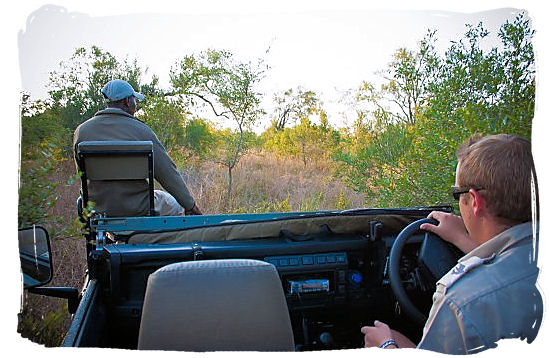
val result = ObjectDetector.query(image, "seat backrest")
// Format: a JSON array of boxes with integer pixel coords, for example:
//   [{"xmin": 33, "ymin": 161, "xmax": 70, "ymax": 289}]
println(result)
[
  {"xmin": 137, "ymin": 259, "xmax": 295, "ymax": 351},
  {"xmin": 76, "ymin": 140, "xmax": 155, "ymax": 216}
]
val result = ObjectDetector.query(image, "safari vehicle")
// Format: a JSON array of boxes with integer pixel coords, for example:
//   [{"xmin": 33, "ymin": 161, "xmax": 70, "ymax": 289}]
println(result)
[{"xmin": 18, "ymin": 141, "xmax": 462, "ymax": 351}]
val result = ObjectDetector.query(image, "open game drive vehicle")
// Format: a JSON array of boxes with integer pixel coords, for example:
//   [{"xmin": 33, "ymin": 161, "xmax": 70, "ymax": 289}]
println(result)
[
  {"xmin": 18, "ymin": 141, "xmax": 462, "ymax": 351},
  {"xmin": 19, "ymin": 207, "xmax": 464, "ymax": 351}
]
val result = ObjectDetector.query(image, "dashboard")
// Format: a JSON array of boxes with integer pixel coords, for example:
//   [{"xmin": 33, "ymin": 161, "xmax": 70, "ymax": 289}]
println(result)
[{"xmin": 97, "ymin": 230, "xmax": 427, "ymax": 350}]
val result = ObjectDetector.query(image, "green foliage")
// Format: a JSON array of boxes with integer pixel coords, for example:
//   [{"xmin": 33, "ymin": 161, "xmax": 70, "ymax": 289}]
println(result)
[
  {"xmin": 356, "ymin": 31, "xmax": 439, "ymax": 126},
  {"xmin": 336, "ymin": 191, "xmax": 351, "ymax": 210},
  {"xmin": 263, "ymin": 87, "xmax": 342, "ymax": 166},
  {"xmin": 18, "ymin": 304, "xmax": 69, "ymax": 347},
  {"xmin": 19, "ymin": 15, "xmax": 535, "ymax": 216},
  {"xmin": 271, "ymin": 87, "xmax": 320, "ymax": 130},
  {"xmin": 336, "ymin": 13, "xmax": 535, "ymax": 208},
  {"xmin": 47, "ymin": 46, "xmax": 148, "ymax": 137},
  {"xmin": 20, "ymin": 93, "xmax": 71, "ymax": 151},
  {"xmin": 19, "ymin": 92, "xmax": 68, "ymax": 227},
  {"xmin": 263, "ymin": 115, "xmax": 341, "ymax": 166},
  {"xmin": 182, "ymin": 118, "xmax": 217, "ymax": 159},
  {"xmin": 139, "ymin": 96, "xmax": 188, "ymax": 152},
  {"xmin": 170, "ymin": 49, "xmax": 266, "ymax": 131},
  {"xmin": 18, "ymin": 143, "xmax": 63, "ymax": 227}
]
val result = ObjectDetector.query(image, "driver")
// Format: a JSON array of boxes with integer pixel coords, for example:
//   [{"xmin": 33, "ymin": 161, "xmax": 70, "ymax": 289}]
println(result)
[{"xmin": 361, "ymin": 134, "xmax": 542, "ymax": 354}]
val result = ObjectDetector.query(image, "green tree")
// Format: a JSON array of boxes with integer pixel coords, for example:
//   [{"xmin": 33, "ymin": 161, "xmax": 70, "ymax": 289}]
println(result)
[
  {"xmin": 46, "ymin": 46, "xmax": 148, "ymax": 150},
  {"xmin": 356, "ymin": 31, "xmax": 439, "ymax": 126},
  {"xmin": 264, "ymin": 113, "xmax": 341, "ymax": 167},
  {"xmin": 263, "ymin": 88, "xmax": 341, "ymax": 166},
  {"xmin": 19, "ymin": 93, "xmax": 67, "ymax": 227},
  {"xmin": 336, "ymin": 13, "xmax": 535, "ymax": 208},
  {"xmin": 182, "ymin": 118, "xmax": 217, "ymax": 160},
  {"xmin": 139, "ymin": 95, "xmax": 188, "ymax": 152},
  {"xmin": 271, "ymin": 87, "xmax": 320, "ymax": 131},
  {"xmin": 403, "ymin": 14, "xmax": 535, "ymax": 206},
  {"xmin": 169, "ymin": 49, "xmax": 266, "ymax": 208}
]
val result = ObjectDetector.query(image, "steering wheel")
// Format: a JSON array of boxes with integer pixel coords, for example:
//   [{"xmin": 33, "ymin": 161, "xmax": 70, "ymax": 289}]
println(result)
[{"xmin": 388, "ymin": 218, "xmax": 462, "ymax": 327}]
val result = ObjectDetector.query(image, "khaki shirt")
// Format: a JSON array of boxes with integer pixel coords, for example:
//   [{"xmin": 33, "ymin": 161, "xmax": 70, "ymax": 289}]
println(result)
[
  {"xmin": 73, "ymin": 108, "xmax": 195, "ymax": 216},
  {"xmin": 417, "ymin": 222, "xmax": 542, "ymax": 354}
]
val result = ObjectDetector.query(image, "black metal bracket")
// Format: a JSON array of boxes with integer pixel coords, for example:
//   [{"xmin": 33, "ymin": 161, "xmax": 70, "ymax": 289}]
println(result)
[
  {"xmin": 369, "ymin": 221, "xmax": 383, "ymax": 242},
  {"xmin": 28, "ymin": 286, "xmax": 80, "ymax": 314},
  {"xmin": 192, "ymin": 243, "xmax": 204, "ymax": 260}
]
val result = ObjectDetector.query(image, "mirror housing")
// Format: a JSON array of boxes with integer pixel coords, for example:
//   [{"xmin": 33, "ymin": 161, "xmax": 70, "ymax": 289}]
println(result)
[{"xmin": 19, "ymin": 225, "xmax": 53, "ymax": 289}]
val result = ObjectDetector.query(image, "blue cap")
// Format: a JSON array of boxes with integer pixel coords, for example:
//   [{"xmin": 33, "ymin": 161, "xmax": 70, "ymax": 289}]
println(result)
[{"xmin": 101, "ymin": 79, "xmax": 145, "ymax": 102}]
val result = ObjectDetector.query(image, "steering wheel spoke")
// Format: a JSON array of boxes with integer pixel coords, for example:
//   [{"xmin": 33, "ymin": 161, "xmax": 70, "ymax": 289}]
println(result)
[{"xmin": 388, "ymin": 218, "xmax": 461, "ymax": 327}]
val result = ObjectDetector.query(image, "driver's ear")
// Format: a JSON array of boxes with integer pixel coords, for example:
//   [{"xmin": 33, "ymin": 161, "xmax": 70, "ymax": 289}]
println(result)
[{"xmin": 469, "ymin": 188, "xmax": 486, "ymax": 217}]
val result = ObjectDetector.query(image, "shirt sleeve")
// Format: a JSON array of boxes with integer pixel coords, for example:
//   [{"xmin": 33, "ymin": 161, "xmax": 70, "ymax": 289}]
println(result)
[
  {"xmin": 148, "ymin": 130, "xmax": 195, "ymax": 210},
  {"xmin": 417, "ymin": 297, "xmax": 487, "ymax": 354}
]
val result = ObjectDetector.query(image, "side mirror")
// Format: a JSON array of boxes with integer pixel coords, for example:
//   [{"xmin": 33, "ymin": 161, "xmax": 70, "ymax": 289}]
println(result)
[{"xmin": 19, "ymin": 225, "xmax": 53, "ymax": 289}]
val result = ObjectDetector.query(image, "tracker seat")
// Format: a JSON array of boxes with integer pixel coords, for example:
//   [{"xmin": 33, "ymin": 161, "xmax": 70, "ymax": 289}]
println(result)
[{"xmin": 75, "ymin": 140, "xmax": 156, "ymax": 218}]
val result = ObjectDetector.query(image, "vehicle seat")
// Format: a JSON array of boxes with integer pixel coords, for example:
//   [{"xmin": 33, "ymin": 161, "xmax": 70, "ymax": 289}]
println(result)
[
  {"xmin": 137, "ymin": 259, "xmax": 295, "ymax": 351},
  {"xmin": 75, "ymin": 140, "xmax": 156, "ymax": 217}
]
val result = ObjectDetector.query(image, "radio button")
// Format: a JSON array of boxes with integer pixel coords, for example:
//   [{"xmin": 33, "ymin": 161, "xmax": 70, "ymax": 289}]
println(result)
[{"xmin": 279, "ymin": 258, "xmax": 289, "ymax": 266}]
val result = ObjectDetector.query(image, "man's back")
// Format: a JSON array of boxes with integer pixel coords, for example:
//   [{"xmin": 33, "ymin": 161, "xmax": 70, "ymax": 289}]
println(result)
[
  {"xmin": 75, "ymin": 108, "xmax": 153, "ymax": 142},
  {"xmin": 74, "ymin": 107, "xmax": 194, "ymax": 216}
]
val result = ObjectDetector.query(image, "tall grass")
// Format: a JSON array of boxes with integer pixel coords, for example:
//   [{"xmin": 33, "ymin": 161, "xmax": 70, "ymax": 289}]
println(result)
[{"xmin": 184, "ymin": 150, "xmax": 365, "ymax": 213}]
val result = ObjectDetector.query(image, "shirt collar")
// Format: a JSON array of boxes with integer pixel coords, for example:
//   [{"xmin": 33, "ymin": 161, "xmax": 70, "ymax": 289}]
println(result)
[
  {"xmin": 95, "ymin": 107, "xmax": 135, "ymax": 118},
  {"xmin": 459, "ymin": 221, "xmax": 535, "ymax": 262}
]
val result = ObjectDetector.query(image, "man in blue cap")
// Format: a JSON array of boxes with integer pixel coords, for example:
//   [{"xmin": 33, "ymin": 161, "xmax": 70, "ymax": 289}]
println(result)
[{"xmin": 73, "ymin": 79, "xmax": 202, "ymax": 217}]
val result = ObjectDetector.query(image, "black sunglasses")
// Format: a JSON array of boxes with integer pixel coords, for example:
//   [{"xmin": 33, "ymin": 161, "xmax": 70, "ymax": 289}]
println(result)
[{"xmin": 450, "ymin": 185, "xmax": 484, "ymax": 201}]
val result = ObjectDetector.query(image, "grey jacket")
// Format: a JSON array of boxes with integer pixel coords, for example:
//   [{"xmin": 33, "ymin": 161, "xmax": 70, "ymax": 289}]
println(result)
[
  {"xmin": 417, "ymin": 222, "xmax": 542, "ymax": 354},
  {"xmin": 73, "ymin": 108, "xmax": 195, "ymax": 216}
]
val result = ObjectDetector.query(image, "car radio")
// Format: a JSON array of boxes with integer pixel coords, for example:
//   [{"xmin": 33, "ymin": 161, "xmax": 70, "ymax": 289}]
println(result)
[
  {"xmin": 264, "ymin": 252, "xmax": 363, "ymax": 309},
  {"xmin": 289, "ymin": 278, "xmax": 330, "ymax": 294}
]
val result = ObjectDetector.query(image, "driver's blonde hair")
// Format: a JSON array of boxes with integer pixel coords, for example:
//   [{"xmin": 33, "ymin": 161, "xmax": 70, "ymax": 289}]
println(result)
[{"xmin": 457, "ymin": 134, "xmax": 534, "ymax": 224}]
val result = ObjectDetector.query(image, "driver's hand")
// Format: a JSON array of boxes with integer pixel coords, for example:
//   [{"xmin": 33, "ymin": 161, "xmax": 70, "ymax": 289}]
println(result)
[
  {"xmin": 361, "ymin": 321, "xmax": 395, "ymax": 348},
  {"xmin": 420, "ymin": 211, "xmax": 477, "ymax": 253}
]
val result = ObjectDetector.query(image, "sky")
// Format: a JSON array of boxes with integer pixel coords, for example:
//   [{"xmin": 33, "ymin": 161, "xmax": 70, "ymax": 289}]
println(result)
[
  {"xmin": 3, "ymin": 1, "xmax": 550, "ymax": 357},
  {"xmin": 17, "ymin": 5, "xmax": 524, "ymax": 130}
]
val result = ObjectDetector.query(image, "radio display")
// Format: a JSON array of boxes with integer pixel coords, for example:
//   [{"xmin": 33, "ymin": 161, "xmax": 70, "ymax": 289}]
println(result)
[{"xmin": 288, "ymin": 278, "xmax": 330, "ymax": 294}]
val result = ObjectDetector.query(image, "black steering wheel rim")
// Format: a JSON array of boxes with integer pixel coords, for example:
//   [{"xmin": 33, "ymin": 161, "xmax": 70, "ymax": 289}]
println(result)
[{"xmin": 388, "ymin": 218, "xmax": 438, "ymax": 327}]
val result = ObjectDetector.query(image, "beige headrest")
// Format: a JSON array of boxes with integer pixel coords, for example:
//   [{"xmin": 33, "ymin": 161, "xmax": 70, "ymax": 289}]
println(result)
[{"xmin": 138, "ymin": 259, "xmax": 295, "ymax": 351}]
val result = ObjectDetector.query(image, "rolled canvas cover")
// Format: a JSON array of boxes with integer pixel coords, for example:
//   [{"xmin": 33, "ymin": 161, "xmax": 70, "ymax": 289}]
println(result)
[{"xmin": 127, "ymin": 212, "xmax": 426, "ymax": 244}]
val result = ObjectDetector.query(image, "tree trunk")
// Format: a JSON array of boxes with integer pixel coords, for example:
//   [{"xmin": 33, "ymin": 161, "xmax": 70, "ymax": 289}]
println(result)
[
  {"xmin": 226, "ymin": 165, "xmax": 233, "ymax": 211},
  {"xmin": 225, "ymin": 123, "xmax": 243, "ymax": 211}
]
